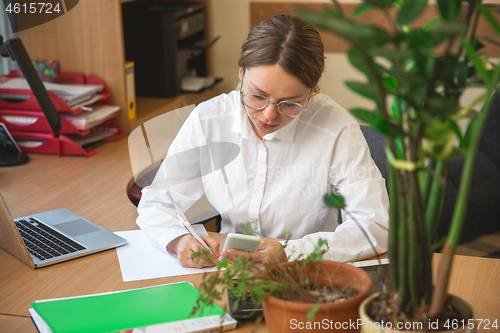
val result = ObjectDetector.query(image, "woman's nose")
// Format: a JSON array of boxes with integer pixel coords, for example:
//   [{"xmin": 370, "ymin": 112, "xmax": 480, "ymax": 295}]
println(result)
[{"xmin": 263, "ymin": 103, "xmax": 279, "ymax": 120}]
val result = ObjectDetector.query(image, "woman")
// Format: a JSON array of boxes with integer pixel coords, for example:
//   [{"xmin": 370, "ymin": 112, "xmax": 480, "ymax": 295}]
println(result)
[{"xmin": 136, "ymin": 14, "xmax": 389, "ymax": 268}]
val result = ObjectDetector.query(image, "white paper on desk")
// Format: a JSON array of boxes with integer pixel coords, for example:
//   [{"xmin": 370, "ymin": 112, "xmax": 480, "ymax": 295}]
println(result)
[{"xmin": 115, "ymin": 227, "xmax": 220, "ymax": 282}]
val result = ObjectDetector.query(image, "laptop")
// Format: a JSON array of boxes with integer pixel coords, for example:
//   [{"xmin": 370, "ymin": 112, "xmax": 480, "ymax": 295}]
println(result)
[{"xmin": 0, "ymin": 193, "xmax": 127, "ymax": 268}]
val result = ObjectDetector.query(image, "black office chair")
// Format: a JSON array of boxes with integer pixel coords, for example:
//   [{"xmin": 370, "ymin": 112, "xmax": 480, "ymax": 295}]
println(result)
[{"xmin": 127, "ymin": 159, "xmax": 222, "ymax": 232}]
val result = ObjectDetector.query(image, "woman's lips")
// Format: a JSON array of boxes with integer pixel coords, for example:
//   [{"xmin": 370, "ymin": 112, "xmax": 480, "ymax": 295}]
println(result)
[{"xmin": 257, "ymin": 119, "xmax": 278, "ymax": 129}]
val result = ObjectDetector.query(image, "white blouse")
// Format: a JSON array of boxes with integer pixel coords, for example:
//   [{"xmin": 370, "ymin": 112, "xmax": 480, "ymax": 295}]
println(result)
[{"xmin": 136, "ymin": 91, "xmax": 389, "ymax": 262}]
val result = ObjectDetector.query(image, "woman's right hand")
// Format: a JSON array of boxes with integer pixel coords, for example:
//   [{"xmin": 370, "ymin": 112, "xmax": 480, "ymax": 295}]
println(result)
[{"xmin": 168, "ymin": 234, "xmax": 220, "ymax": 268}]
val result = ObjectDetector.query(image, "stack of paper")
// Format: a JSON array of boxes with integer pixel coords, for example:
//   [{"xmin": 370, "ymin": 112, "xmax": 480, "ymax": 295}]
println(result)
[
  {"xmin": 0, "ymin": 78, "xmax": 103, "ymax": 107},
  {"xmin": 62, "ymin": 104, "xmax": 120, "ymax": 130}
]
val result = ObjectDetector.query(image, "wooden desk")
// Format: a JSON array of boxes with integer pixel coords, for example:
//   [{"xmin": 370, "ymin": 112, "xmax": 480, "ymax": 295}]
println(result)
[{"xmin": 1, "ymin": 139, "xmax": 499, "ymax": 333}]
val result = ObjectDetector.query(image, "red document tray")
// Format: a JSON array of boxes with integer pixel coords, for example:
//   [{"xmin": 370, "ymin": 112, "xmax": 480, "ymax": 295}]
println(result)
[
  {"xmin": 11, "ymin": 131, "xmax": 98, "ymax": 157},
  {"xmin": 0, "ymin": 110, "xmax": 90, "ymax": 136},
  {"xmin": 0, "ymin": 101, "xmax": 119, "ymax": 136},
  {"xmin": 10, "ymin": 119, "xmax": 124, "ymax": 157},
  {"xmin": 0, "ymin": 71, "xmax": 111, "ymax": 114}
]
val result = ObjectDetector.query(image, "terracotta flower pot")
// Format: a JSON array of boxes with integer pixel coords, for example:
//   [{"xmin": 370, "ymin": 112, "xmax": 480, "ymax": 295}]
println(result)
[
  {"xmin": 359, "ymin": 292, "xmax": 477, "ymax": 333},
  {"xmin": 261, "ymin": 260, "xmax": 374, "ymax": 333}
]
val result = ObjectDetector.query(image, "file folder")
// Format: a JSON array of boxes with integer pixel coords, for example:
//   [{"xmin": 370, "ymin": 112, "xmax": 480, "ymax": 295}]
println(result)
[{"xmin": 30, "ymin": 282, "xmax": 237, "ymax": 333}]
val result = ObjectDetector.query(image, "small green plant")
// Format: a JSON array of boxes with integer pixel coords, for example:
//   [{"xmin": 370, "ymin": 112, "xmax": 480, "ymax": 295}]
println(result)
[
  {"xmin": 191, "ymin": 233, "xmax": 366, "ymax": 327},
  {"xmin": 299, "ymin": 0, "xmax": 500, "ymax": 323}
]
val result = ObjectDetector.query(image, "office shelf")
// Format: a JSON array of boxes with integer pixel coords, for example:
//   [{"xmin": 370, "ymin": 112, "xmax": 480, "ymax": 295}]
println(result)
[{"xmin": 18, "ymin": 0, "xmax": 215, "ymax": 134}]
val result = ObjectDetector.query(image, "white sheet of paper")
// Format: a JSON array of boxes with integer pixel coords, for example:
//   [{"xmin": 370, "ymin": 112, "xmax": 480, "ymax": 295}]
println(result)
[{"xmin": 115, "ymin": 227, "xmax": 220, "ymax": 282}]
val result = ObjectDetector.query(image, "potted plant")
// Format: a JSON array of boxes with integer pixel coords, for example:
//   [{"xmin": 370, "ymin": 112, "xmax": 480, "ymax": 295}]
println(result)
[
  {"xmin": 298, "ymin": 0, "xmax": 500, "ymax": 331},
  {"xmin": 192, "ymin": 238, "xmax": 375, "ymax": 333}
]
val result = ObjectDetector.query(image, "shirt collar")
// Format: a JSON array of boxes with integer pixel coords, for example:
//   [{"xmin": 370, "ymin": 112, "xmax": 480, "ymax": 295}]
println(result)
[
  {"xmin": 231, "ymin": 92, "xmax": 301, "ymax": 142},
  {"xmin": 274, "ymin": 114, "xmax": 300, "ymax": 142},
  {"xmin": 231, "ymin": 97, "xmax": 256, "ymax": 140}
]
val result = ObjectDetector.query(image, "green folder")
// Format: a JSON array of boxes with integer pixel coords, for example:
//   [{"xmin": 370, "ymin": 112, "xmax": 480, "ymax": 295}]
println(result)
[{"xmin": 30, "ymin": 282, "xmax": 225, "ymax": 333}]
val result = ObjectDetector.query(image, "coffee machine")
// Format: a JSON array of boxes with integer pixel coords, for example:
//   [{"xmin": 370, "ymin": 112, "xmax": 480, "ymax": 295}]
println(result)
[{"xmin": 122, "ymin": 1, "xmax": 209, "ymax": 98}]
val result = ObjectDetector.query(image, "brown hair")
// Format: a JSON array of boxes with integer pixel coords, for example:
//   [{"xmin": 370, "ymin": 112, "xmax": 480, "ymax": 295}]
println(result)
[{"xmin": 238, "ymin": 14, "xmax": 324, "ymax": 93}]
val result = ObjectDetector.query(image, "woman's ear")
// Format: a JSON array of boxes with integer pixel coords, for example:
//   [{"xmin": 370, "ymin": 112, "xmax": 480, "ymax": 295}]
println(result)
[{"xmin": 238, "ymin": 67, "xmax": 245, "ymax": 81}]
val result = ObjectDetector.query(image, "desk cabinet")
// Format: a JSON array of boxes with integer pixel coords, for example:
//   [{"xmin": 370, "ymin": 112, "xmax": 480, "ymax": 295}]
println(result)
[{"xmin": 18, "ymin": 0, "xmax": 214, "ymax": 134}]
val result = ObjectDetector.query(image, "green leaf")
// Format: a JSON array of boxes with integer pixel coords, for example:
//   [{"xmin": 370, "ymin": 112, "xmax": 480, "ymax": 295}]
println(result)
[
  {"xmin": 394, "ymin": 136, "xmax": 404, "ymax": 159},
  {"xmin": 428, "ymin": 21, "xmax": 463, "ymax": 46},
  {"xmin": 390, "ymin": 97, "xmax": 407, "ymax": 120},
  {"xmin": 352, "ymin": 3, "xmax": 374, "ymax": 18},
  {"xmin": 368, "ymin": 47, "xmax": 414, "ymax": 63},
  {"xmin": 307, "ymin": 304, "xmax": 320, "ymax": 322},
  {"xmin": 426, "ymin": 136, "xmax": 454, "ymax": 159},
  {"xmin": 406, "ymin": 29, "xmax": 433, "ymax": 54},
  {"xmin": 403, "ymin": 29, "xmax": 435, "ymax": 77},
  {"xmin": 446, "ymin": 148, "xmax": 466, "ymax": 160},
  {"xmin": 436, "ymin": 55, "xmax": 459, "ymax": 82},
  {"xmin": 460, "ymin": 37, "xmax": 490, "ymax": 86},
  {"xmin": 298, "ymin": 8, "xmax": 392, "ymax": 43},
  {"xmin": 298, "ymin": 8, "xmax": 370, "ymax": 40},
  {"xmin": 437, "ymin": 0, "xmax": 462, "ymax": 22},
  {"xmin": 324, "ymin": 192, "xmax": 346, "ymax": 209},
  {"xmin": 382, "ymin": 76, "xmax": 398, "ymax": 91},
  {"xmin": 477, "ymin": 3, "xmax": 500, "ymax": 36},
  {"xmin": 388, "ymin": 68, "xmax": 427, "ymax": 95},
  {"xmin": 397, "ymin": 0, "xmax": 428, "ymax": 25},
  {"xmin": 427, "ymin": 96, "xmax": 459, "ymax": 117},
  {"xmin": 422, "ymin": 117, "xmax": 453, "ymax": 141},
  {"xmin": 447, "ymin": 119, "xmax": 464, "ymax": 146},
  {"xmin": 348, "ymin": 48, "xmax": 388, "ymax": 78},
  {"xmin": 462, "ymin": 113, "xmax": 479, "ymax": 149},
  {"xmin": 454, "ymin": 61, "xmax": 468, "ymax": 87},
  {"xmin": 347, "ymin": 48, "xmax": 371, "ymax": 76},
  {"xmin": 345, "ymin": 81, "xmax": 380, "ymax": 102},
  {"xmin": 349, "ymin": 108, "xmax": 405, "ymax": 137},
  {"xmin": 365, "ymin": 0, "xmax": 395, "ymax": 9},
  {"xmin": 424, "ymin": 17, "xmax": 442, "ymax": 32}
]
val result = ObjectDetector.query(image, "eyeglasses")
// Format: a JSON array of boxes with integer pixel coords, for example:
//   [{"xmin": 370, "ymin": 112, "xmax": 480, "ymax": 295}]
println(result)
[{"xmin": 240, "ymin": 82, "xmax": 310, "ymax": 118}]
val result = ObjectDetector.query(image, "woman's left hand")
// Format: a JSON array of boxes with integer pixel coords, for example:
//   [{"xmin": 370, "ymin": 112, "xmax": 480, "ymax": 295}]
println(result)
[{"xmin": 220, "ymin": 239, "xmax": 287, "ymax": 267}]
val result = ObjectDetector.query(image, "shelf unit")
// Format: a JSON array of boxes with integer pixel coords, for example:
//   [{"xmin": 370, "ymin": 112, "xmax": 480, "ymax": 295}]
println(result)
[{"xmin": 18, "ymin": 0, "xmax": 215, "ymax": 134}]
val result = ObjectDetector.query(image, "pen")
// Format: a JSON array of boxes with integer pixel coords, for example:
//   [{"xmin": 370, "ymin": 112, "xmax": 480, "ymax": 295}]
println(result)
[{"xmin": 174, "ymin": 204, "xmax": 216, "ymax": 256}]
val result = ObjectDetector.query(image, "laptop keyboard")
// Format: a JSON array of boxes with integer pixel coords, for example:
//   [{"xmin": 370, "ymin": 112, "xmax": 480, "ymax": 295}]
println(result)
[{"xmin": 15, "ymin": 218, "xmax": 86, "ymax": 261}]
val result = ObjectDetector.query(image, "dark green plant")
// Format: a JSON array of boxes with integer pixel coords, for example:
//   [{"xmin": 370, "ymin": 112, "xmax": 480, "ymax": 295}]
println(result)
[{"xmin": 299, "ymin": 0, "xmax": 500, "ymax": 319}]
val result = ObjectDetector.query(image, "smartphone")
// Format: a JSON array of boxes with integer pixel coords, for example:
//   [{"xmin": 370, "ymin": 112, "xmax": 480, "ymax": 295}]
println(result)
[{"xmin": 222, "ymin": 233, "xmax": 261, "ymax": 252}]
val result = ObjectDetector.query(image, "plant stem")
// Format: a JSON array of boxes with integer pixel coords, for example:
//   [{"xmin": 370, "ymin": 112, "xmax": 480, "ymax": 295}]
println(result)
[
  {"xmin": 388, "ymin": 164, "xmax": 400, "ymax": 292},
  {"xmin": 408, "ymin": 201, "xmax": 420, "ymax": 309},
  {"xmin": 421, "ymin": 158, "xmax": 436, "ymax": 207},
  {"xmin": 408, "ymin": 125, "xmax": 434, "ymax": 306},
  {"xmin": 398, "ymin": 174, "xmax": 409, "ymax": 307},
  {"xmin": 425, "ymin": 160, "xmax": 447, "ymax": 239}
]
